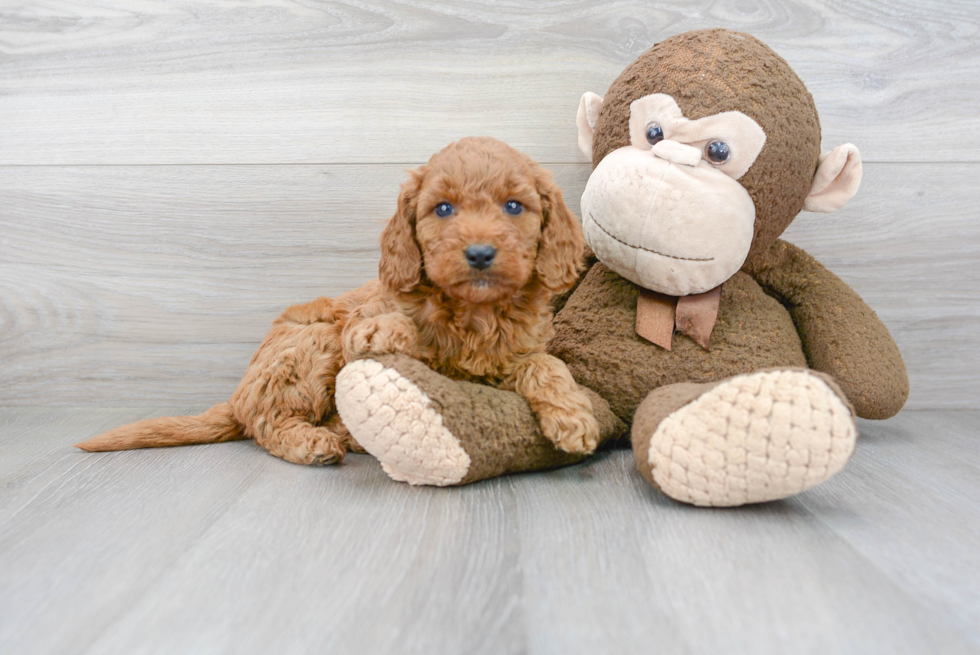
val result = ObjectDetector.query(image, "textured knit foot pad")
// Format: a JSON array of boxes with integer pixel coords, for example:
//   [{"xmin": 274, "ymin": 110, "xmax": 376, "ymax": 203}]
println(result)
[
  {"xmin": 335, "ymin": 359, "xmax": 471, "ymax": 486},
  {"xmin": 648, "ymin": 370, "xmax": 857, "ymax": 507}
]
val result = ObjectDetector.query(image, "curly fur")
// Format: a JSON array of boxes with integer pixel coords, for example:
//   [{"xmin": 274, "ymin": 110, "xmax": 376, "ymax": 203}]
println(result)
[{"xmin": 76, "ymin": 137, "xmax": 600, "ymax": 464}]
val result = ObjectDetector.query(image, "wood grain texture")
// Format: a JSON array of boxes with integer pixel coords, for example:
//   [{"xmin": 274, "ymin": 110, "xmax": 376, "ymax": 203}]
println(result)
[
  {"xmin": 795, "ymin": 411, "xmax": 980, "ymax": 646},
  {"xmin": 1, "ymin": 4, "xmax": 975, "ymax": 653},
  {"xmin": 1, "ymin": 0, "xmax": 978, "ymax": 164},
  {"xmin": 1, "ymin": 163, "xmax": 976, "ymax": 408},
  {"xmin": 0, "ymin": 408, "xmax": 976, "ymax": 654}
]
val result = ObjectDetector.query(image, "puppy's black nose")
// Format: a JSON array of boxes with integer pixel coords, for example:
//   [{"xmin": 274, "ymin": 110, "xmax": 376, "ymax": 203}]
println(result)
[{"xmin": 465, "ymin": 244, "xmax": 497, "ymax": 270}]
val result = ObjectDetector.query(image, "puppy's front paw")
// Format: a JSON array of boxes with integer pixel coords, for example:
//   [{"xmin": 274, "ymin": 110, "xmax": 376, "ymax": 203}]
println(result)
[
  {"xmin": 345, "ymin": 314, "xmax": 420, "ymax": 359},
  {"xmin": 538, "ymin": 398, "xmax": 601, "ymax": 455}
]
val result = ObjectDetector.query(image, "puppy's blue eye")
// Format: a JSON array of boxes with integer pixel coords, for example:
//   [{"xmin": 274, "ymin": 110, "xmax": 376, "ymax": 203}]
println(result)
[
  {"xmin": 646, "ymin": 123, "xmax": 664, "ymax": 146},
  {"xmin": 434, "ymin": 202, "xmax": 454, "ymax": 217},
  {"xmin": 504, "ymin": 200, "xmax": 523, "ymax": 215}
]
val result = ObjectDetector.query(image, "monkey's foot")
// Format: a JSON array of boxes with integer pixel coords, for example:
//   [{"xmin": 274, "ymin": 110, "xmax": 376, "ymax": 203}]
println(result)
[
  {"xmin": 335, "ymin": 355, "xmax": 624, "ymax": 486},
  {"xmin": 335, "ymin": 357, "xmax": 470, "ymax": 485},
  {"xmin": 633, "ymin": 369, "xmax": 857, "ymax": 507}
]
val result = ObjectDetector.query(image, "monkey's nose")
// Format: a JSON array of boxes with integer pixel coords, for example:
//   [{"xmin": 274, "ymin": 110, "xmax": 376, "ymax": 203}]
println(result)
[
  {"xmin": 465, "ymin": 244, "xmax": 497, "ymax": 270},
  {"xmin": 650, "ymin": 140, "xmax": 702, "ymax": 167}
]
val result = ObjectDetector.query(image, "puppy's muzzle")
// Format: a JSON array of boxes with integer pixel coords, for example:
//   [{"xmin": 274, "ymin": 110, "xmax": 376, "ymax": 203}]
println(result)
[{"xmin": 465, "ymin": 244, "xmax": 497, "ymax": 271}]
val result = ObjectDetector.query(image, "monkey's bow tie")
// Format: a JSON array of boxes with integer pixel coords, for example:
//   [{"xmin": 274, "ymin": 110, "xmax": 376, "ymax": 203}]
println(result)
[{"xmin": 635, "ymin": 286, "xmax": 721, "ymax": 351}]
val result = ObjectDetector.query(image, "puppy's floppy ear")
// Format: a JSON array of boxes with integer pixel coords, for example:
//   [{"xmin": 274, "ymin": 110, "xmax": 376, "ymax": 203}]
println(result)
[
  {"xmin": 533, "ymin": 166, "xmax": 585, "ymax": 293},
  {"xmin": 379, "ymin": 167, "xmax": 425, "ymax": 293}
]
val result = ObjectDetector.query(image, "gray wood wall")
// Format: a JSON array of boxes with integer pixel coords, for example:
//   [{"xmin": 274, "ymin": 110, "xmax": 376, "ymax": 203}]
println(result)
[{"xmin": 1, "ymin": 0, "xmax": 977, "ymax": 409}]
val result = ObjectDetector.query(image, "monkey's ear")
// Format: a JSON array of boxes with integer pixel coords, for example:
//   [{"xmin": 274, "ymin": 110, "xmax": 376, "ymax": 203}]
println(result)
[
  {"xmin": 379, "ymin": 168, "xmax": 425, "ymax": 293},
  {"xmin": 804, "ymin": 144, "xmax": 863, "ymax": 213},
  {"xmin": 576, "ymin": 92, "xmax": 604, "ymax": 159}
]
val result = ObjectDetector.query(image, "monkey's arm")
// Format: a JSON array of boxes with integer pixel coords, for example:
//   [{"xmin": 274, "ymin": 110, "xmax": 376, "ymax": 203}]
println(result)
[{"xmin": 744, "ymin": 239, "xmax": 909, "ymax": 419}]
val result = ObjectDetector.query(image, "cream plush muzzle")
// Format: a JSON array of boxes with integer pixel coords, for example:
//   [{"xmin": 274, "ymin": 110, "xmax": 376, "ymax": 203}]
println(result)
[
  {"xmin": 581, "ymin": 144, "xmax": 756, "ymax": 296},
  {"xmin": 579, "ymin": 92, "xmax": 768, "ymax": 297}
]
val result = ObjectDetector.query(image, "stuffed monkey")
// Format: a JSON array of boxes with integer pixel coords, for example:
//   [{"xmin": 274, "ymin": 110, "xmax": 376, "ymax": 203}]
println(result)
[{"xmin": 334, "ymin": 29, "xmax": 909, "ymax": 506}]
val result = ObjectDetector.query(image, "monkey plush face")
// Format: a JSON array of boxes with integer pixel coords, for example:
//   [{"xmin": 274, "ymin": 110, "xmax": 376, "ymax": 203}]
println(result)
[
  {"xmin": 581, "ymin": 93, "xmax": 766, "ymax": 295},
  {"xmin": 577, "ymin": 29, "xmax": 864, "ymax": 298}
]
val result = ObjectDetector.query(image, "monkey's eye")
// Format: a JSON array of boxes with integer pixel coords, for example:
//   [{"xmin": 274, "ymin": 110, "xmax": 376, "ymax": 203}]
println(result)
[
  {"xmin": 645, "ymin": 123, "xmax": 664, "ymax": 146},
  {"xmin": 434, "ymin": 202, "xmax": 454, "ymax": 217},
  {"xmin": 503, "ymin": 200, "xmax": 523, "ymax": 216},
  {"xmin": 705, "ymin": 141, "xmax": 731, "ymax": 165}
]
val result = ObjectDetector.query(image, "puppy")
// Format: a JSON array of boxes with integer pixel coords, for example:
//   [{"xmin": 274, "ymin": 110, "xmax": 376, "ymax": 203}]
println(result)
[{"xmin": 76, "ymin": 137, "xmax": 600, "ymax": 465}]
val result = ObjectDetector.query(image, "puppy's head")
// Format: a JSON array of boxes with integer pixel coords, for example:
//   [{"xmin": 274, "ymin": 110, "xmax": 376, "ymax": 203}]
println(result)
[{"xmin": 379, "ymin": 137, "xmax": 584, "ymax": 304}]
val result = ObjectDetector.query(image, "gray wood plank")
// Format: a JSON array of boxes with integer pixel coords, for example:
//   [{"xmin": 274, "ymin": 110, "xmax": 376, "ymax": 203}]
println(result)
[
  {"xmin": 511, "ymin": 455, "xmax": 977, "ymax": 654},
  {"xmin": 1, "ymin": 0, "xmax": 977, "ymax": 165},
  {"xmin": 0, "ymin": 407, "xmax": 200, "ymax": 480},
  {"xmin": 1, "ymin": 163, "xmax": 977, "ymax": 409},
  {"xmin": 0, "ymin": 414, "xmax": 270, "ymax": 654},
  {"xmin": 84, "ymin": 470, "xmax": 525, "ymax": 655},
  {"xmin": 797, "ymin": 412, "xmax": 980, "ymax": 644},
  {"xmin": 0, "ymin": 409, "xmax": 524, "ymax": 655},
  {"xmin": 0, "ymin": 408, "xmax": 976, "ymax": 654}
]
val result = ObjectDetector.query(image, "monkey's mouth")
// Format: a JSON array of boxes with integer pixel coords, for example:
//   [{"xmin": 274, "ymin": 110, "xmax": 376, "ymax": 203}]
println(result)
[{"xmin": 588, "ymin": 213, "xmax": 714, "ymax": 262}]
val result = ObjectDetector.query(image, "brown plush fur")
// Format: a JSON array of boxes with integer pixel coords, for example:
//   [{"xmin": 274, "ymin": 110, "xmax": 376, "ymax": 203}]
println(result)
[
  {"xmin": 550, "ymin": 261, "xmax": 808, "ymax": 423},
  {"xmin": 76, "ymin": 137, "xmax": 600, "ymax": 464},
  {"xmin": 362, "ymin": 353, "xmax": 628, "ymax": 484},
  {"xmin": 554, "ymin": 28, "xmax": 909, "ymax": 423},
  {"xmin": 591, "ymin": 28, "xmax": 822, "ymax": 264},
  {"xmin": 330, "ymin": 30, "xmax": 909, "ymax": 488}
]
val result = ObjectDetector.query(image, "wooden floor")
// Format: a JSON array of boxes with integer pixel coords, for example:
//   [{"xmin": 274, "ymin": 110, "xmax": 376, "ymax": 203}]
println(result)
[{"xmin": 0, "ymin": 409, "xmax": 977, "ymax": 654}]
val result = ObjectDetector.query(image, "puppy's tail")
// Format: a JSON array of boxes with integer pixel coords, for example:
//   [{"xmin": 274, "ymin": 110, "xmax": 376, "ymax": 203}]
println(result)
[{"xmin": 74, "ymin": 402, "xmax": 246, "ymax": 452}]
